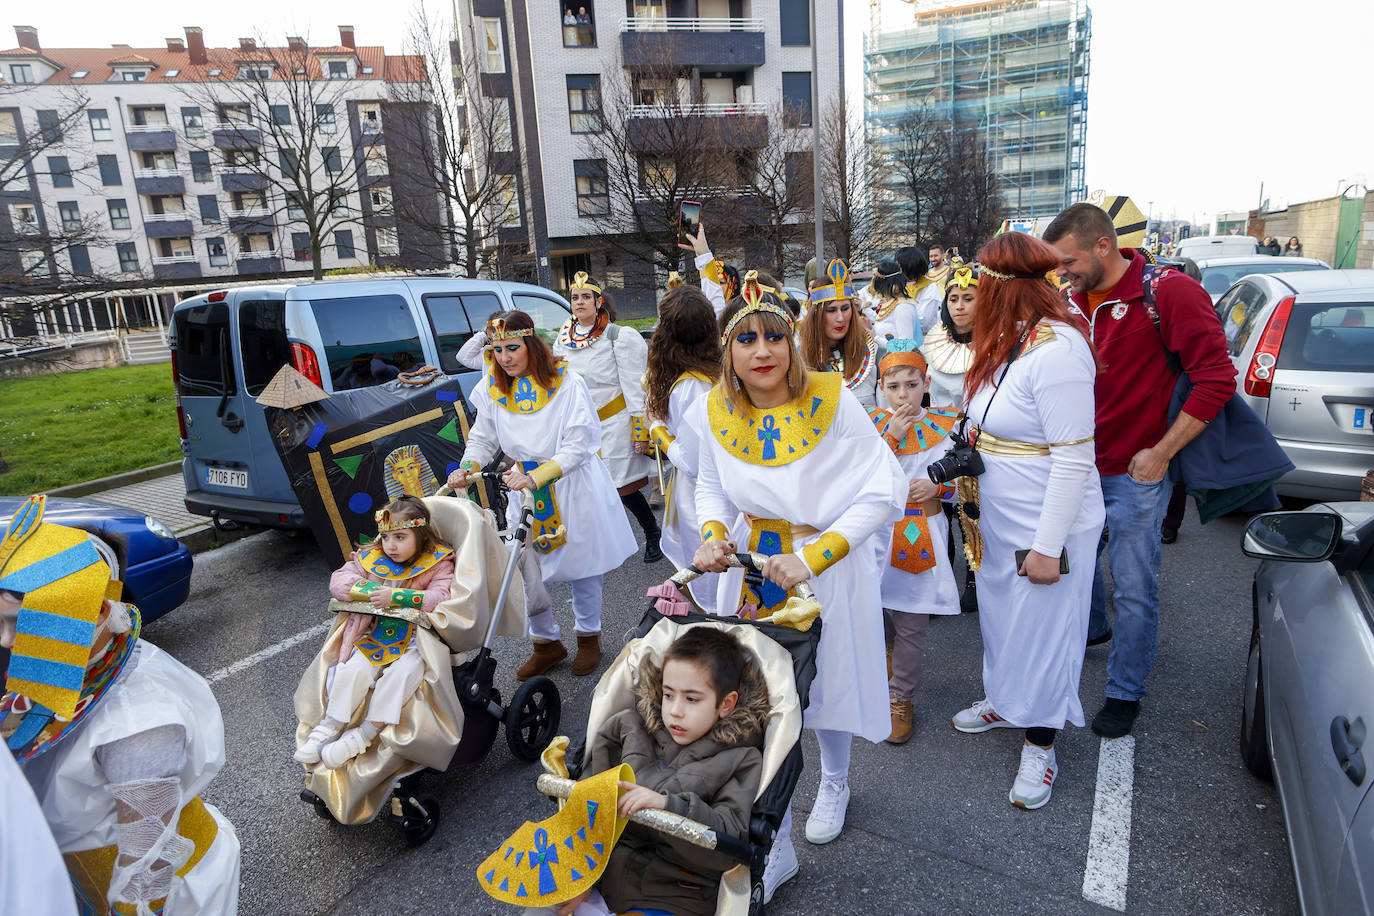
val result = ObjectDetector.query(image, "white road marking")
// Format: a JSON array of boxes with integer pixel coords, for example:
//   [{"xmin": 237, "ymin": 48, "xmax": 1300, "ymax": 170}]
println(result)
[
  {"xmin": 204, "ymin": 622, "xmax": 331, "ymax": 685},
  {"xmin": 1082, "ymin": 735, "xmax": 1136, "ymax": 912}
]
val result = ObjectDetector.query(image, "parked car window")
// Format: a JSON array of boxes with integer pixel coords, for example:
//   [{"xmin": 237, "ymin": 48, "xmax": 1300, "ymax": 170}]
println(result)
[
  {"xmin": 1217, "ymin": 282, "xmax": 1268, "ymax": 357},
  {"xmin": 173, "ymin": 303, "xmax": 235, "ymax": 397},
  {"xmin": 422, "ymin": 293, "xmax": 498, "ymax": 374},
  {"xmin": 1200, "ymin": 260, "xmax": 1327, "ymax": 296},
  {"xmin": 309, "ymin": 295, "xmax": 425, "ymax": 390},
  {"xmin": 1278, "ymin": 302, "xmax": 1374, "ymax": 373},
  {"xmin": 511, "ymin": 293, "xmax": 571, "ymax": 346},
  {"xmin": 238, "ymin": 300, "xmax": 292, "ymax": 396}
]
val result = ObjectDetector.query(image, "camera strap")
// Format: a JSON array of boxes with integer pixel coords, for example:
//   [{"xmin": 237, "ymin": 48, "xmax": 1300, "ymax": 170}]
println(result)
[{"xmin": 958, "ymin": 321, "xmax": 1036, "ymax": 442}]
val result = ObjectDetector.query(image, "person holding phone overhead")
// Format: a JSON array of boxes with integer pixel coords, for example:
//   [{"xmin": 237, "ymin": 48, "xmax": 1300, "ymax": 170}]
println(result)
[
  {"xmin": 945, "ymin": 232, "xmax": 1103, "ymax": 811},
  {"xmin": 678, "ymin": 214, "xmax": 741, "ymax": 320},
  {"xmin": 554, "ymin": 272, "xmax": 662, "ymax": 563}
]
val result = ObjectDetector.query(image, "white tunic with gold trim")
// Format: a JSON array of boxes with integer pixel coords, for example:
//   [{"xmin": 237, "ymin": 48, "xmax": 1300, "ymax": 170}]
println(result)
[
  {"xmin": 462, "ymin": 363, "xmax": 637, "ymax": 582},
  {"xmin": 649, "ymin": 371, "xmax": 718, "ymax": 612},
  {"xmin": 691, "ymin": 373, "xmax": 906, "ymax": 742},
  {"xmin": 554, "ymin": 321, "xmax": 653, "ymax": 489}
]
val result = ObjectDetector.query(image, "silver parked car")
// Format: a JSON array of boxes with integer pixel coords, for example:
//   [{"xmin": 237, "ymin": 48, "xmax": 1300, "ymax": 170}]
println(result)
[
  {"xmin": 1193, "ymin": 254, "xmax": 1329, "ymax": 303},
  {"xmin": 1216, "ymin": 269, "xmax": 1374, "ymax": 501},
  {"xmin": 1240, "ymin": 503, "xmax": 1374, "ymax": 915}
]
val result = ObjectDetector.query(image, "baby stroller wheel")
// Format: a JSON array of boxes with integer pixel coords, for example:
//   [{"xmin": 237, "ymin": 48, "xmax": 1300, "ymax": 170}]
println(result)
[
  {"xmin": 749, "ymin": 878, "xmax": 765, "ymax": 915},
  {"xmin": 504, "ymin": 676, "xmax": 561, "ymax": 762},
  {"xmin": 392, "ymin": 793, "xmax": 441, "ymax": 846},
  {"xmin": 299, "ymin": 788, "xmax": 334, "ymax": 822}
]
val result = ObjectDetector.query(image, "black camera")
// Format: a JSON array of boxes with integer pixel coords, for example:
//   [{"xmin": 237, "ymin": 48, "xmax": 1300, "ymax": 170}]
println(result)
[{"xmin": 927, "ymin": 429, "xmax": 984, "ymax": 485}]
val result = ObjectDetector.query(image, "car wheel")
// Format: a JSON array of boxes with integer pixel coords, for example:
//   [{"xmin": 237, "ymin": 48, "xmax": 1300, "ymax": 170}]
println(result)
[{"xmin": 1240, "ymin": 614, "xmax": 1273, "ymax": 780}]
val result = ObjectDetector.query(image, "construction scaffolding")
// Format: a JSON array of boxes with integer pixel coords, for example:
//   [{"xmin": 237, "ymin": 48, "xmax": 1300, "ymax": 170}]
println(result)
[{"xmin": 865, "ymin": 0, "xmax": 1091, "ymax": 222}]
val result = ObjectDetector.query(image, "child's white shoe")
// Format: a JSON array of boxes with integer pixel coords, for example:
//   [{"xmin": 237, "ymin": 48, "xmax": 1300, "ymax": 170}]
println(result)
[
  {"xmin": 320, "ymin": 724, "xmax": 377, "ymax": 769},
  {"xmin": 294, "ymin": 720, "xmax": 343, "ymax": 765}
]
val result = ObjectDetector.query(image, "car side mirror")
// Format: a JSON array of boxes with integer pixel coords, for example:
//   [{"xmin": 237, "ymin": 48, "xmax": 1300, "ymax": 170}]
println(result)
[{"xmin": 1242, "ymin": 510, "xmax": 1342, "ymax": 562}]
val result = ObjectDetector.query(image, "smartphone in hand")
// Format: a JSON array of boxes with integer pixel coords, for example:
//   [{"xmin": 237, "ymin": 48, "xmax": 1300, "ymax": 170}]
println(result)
[
  {"xmin": 678, "ymin": 200, "xmax": 702, "ymax": 248},
  {"xmin": 1015, "ymin": 548, "xmax": 1070, "ymax": 576}
]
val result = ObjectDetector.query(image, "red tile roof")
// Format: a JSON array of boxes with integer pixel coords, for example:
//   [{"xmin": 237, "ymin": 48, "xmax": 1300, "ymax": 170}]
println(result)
[{"xmin": 0, "ymin": 43, "xmax": 420, "ymax": 84}]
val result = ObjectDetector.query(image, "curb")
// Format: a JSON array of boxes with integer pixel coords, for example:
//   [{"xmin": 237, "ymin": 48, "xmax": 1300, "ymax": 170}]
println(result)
[
  {"xmin": 177, "ymin": 521, "xmax": 267, "ymax": 555},
  {"xmin": 47, "ymin": 460, "xmax": 183, "ymax": 498}
]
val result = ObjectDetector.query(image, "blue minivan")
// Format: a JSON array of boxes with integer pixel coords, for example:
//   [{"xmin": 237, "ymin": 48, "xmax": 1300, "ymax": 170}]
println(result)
[{"xmin": 168, "ymin": 277, "xmax": 573, "ymax": 529}]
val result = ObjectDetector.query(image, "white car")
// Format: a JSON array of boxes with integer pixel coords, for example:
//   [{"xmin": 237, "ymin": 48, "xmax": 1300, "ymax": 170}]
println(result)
[
  {"xmin": 1193, "ymin": 255, "xmax": 1330, "ymax": 302},
  {"xmin": 1175, "ymin": 235, "xmax": 1261, "ymax": 260}
]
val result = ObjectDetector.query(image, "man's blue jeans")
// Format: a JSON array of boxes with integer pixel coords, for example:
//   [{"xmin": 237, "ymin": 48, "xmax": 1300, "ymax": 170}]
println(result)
[{"xmin": 1087, "ymin": 473, "xmax": 1170, "ymax": 702}]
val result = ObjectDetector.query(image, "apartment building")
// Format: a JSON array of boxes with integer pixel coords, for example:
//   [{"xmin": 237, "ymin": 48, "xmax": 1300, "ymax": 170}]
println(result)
[
  {"xmin": 0, "ymin": 24, "xmax": 446, "ymax": 309},
  {"xmin": 865, "ymin": 0, "xmax": 1091, "ymax": 221},
  {"xmin": 454, "ymin": 0, "xmax": 843, "ymax": 304}
]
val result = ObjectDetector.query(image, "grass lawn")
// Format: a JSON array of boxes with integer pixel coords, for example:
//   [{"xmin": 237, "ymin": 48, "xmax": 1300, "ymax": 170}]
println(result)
[
  {"xmin": 620, "ymin": 317, "xmax": 657, "ymax": 331},
  {"xmin": 0, "ymin": 363, "xmax": 181, "ymax": 496}
]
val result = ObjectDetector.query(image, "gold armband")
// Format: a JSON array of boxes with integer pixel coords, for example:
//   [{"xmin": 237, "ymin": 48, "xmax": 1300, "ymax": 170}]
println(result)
[
  {"xmin": 631, "ymin": 415, "xmax": 650, "ymax": 443},
  {"xmin": 528, "ymin": 460, "xmax": 563, "ymax": 489},
  {"xmin": 801, "ymin": 532, "xmax": 850, "ymax": 577},
  {"xmin": 349, "ymin": 580, "xmax": 382, "ymax": 602},
  {"xmin": 701, "ymin": 520, "xmax": 730, "ymax": 543},
  {"xmin": 703, "ymin": 258, "xmax": 725, "ymax": 285},
  {"xmin": 390, "ymin": 588, "xmax": 425, "ymax": 609},
  {"xmin": 650, "ymin": 425, "xmax": 676, "ymax": 455}
]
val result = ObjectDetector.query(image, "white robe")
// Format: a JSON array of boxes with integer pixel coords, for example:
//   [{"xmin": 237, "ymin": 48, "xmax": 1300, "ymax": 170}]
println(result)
[
  {"xmin": 913, "ymin": 282, "xmax": 943, "ymax": 334},
  {"xmin": 20, "ymin": 642, "xmax": 241, "ymax": 916},
  {"xmin": 692, "ymin": 383, "xmax": 906, "ymax": 742},
  {"xmin": 874, "ymin": 427, "xmax": 961, "ymax": 616},
  {"xmin": 462, "ymin": 369, "xmax": 637, "ymax": 582},
  {"xmin": 873, "ymin": 298, "xmax": 921, "ymax": 344},
  {"xmin": 653, "ymin": 375, "xmax": 719, "ymax": 612},
  {"xmin": 554, "ymin": 324, "xmax": 653, "ymax": 489},
  {"xmin": 966, "ymin": 321, "xmax": 1105, "ymax": 729},
  {"xmin": 1, "ymin": 737, "xmax": 76, "ymax": 916}
]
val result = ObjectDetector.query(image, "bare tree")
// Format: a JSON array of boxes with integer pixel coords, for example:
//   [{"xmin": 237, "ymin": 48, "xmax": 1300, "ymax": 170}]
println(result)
[
  {"xmin": 879, "ymin": 102, "xmax": 944, "ymax": 245},
  {"xmin": 738, "ymin": 102, "xmax": 814, "ymax": 281},
  {"xmin": 819, "ymin": 94, "xmax": 889, "ymax": 268},
  {"xmin": 927, "ymin": 127, "xmax": 1003, "ymax": 255},
  {"xmin": 179, "ymin": 38, "xmax": 392, "ymax": 280}
]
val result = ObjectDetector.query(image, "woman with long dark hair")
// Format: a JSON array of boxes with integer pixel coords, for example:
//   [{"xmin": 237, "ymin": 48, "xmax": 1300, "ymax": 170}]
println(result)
[
  {"xmin": 947, "ymin": 233, "xmax": 1104, "ymax": 811},
  {"xmin": 643, "ymin": 285, "xmax": 721, "ymax": 611},
  {"xmin": 799, "ymin": 259, "xmax": 884, "ymax": 408},
  {"xmin": 448, "ymin": 311, "xmax": 636, "ymax": 679}
]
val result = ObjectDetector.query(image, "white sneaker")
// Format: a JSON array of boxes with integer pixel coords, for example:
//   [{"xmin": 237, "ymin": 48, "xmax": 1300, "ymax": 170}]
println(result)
[
  {"xmin": 804, "ymin": 779, "xmax": 850, "ymax": 845},
  {"xmin": 293, "ymin": 721, "xmax": 342, "ymax": 765},
  {"xmin": 1009, "ymin": 743, "xmax": 1057, "ymax": 810},
  {"xmin": 951, "ymin": 698, "xmax": 1017, "ymax": 734},
  {"xmin": 320, "ymin": 726, "xmax": 373, "ymax": 769},
  {"xmin": 762, "ymin": 833, "xmax": 799, "ymax": 903}
]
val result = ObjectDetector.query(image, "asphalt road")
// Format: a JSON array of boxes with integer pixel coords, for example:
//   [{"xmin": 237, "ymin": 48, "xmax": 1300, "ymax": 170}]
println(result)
[{"xmin": 144, "ymin": 506, "xmax": 1298, "ymax": 916}]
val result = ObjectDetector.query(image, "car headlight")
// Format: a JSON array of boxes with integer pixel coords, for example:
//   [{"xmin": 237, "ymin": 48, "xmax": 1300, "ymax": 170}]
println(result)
[{"xmin": 144, "ymin": 517, "xmax": 177, "ymax": 541}]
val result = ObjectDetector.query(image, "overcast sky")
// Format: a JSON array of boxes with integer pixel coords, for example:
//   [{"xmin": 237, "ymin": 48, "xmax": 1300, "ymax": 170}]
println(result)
[{"xmin": 34, "ymin": 0, "xmax": 1373, "ymax": 227}]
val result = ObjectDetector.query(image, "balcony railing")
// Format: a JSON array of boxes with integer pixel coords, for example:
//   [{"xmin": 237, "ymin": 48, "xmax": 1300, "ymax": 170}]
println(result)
[
  {"xmin": 134, "ymin": 167, "xmax": 180, "ymax": 179},
  {"xmin": 150, "ymin": 251, "xmax": 197, "ymax": 264},
  {"xmin": 230, "ymin": 206, "xmax": 270, "ymax": 217},
  {"xmin": 142, "ymin": 212, "xmax": 190, "ymax": 222},
  {"xmin": 629, "ymin": 102, "xmax": 765, "ymax": 118},
  {"xmin": 127, "ymin": 123, "xmax": 173, "ymax": 132},
  {"xmin": 235, "ymin": 251, "xmax": 276, "ymax": 261},
  {"xmin": 215, "ymin": 119, "xmax": 254, "ymax": 130},
  {"xmin": 632, "ymin": 184, "xmax": 747, "ymax": 201},
  {"xmin": 621, "ymin": 17, "xmax": 763, "ymax": 31}
]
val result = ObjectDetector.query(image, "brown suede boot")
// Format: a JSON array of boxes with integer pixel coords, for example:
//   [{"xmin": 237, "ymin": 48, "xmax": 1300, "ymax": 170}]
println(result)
[
  {"xmin": 571, "ymin": 632, "xmax": 602, "ymax": 676},
  {"xmin": 886, "ymin": 697, "xmax": 914, "ymax": 745},
  {"xmin": 517, "ymin": 640, "xmax": 567, "ymax": 680}
]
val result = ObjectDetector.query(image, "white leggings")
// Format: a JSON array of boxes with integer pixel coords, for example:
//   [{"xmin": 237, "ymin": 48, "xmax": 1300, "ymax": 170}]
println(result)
[
  {"xmin": 325, "ymin": 641, "xmax": 424, "ymax": 726},
  {"xmin": 777, "ymin": 728, "xmax": 853, "ymax": 844},
  {"xmin": 528, "ymin": 574, "xmax": 604, "ymax": 641}
]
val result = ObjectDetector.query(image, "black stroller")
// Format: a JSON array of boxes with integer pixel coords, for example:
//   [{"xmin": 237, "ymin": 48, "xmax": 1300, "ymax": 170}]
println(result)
[
  {"xmin": 298, "ymin": 473, "xmax": 561, "ymax": 845},
  {"xmin": 538, "ymin": 553, "xmax": 821, "ymax": 914}
]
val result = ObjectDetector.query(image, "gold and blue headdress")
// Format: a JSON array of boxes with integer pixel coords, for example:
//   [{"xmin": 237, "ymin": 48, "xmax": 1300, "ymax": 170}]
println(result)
[
  {"xmin": 569, "ymin": 271, "xmax": 602, "ymax": 296},
  {"xmin": 720, "ymin": 270, "xmax": 793, "ymax": 347},
  {"xmin": 487, "ymin": 317, "xmax": 534, "ymax": 342},
  {"xmin": 809, "ymin": 258, "xmax": 854, "ymax": 305}
]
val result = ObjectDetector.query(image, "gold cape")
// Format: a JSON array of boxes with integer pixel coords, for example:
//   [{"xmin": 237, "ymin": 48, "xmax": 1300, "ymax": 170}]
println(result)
[{"xmin": 293, "ymin": 496, "xmax": 528, "ymax": 824}]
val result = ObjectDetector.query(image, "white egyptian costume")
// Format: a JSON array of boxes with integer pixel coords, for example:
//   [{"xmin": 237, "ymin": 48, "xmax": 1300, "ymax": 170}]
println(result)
[
  {"xmin": 921, "ymin": 266, "xmax": 979, "ymax": 410},
  {"xmin": 1, "ymin": 495, "xmax": 240, "ymax": 916},
  {"xmin": 552, "ymin": 272, "xmax": 653, "ymax": 491},
  {"xmin": 961, "ymin": 319, "xmax": 1104, "ymax": 729},
  {"xmin": 905, "ymin": 275, "xmax": 944, "ymax": 334}
]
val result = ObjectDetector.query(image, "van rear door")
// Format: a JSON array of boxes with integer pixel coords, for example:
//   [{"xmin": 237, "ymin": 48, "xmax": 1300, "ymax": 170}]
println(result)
[
  {"xmin": 173, "ymin": 300, "xmax": 254, "ymax": 498},
  {"xmin": 233, "ymin": 298, "xmax": 298, "ymax": 508}
]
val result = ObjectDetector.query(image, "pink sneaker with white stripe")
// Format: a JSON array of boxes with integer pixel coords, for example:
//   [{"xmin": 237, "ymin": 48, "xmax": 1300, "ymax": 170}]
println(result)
[
  {"xmin": 951, "ymin": 698, "xmax": 1017, "ymax": 733},
  {"xmin": 1010, "ymin": 743, "xmax": 1057, "ymax": 810}
]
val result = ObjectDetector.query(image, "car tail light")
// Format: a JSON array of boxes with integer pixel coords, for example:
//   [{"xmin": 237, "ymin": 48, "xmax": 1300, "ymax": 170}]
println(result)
[
  {"xmin": 290, "ymin": 341, "xmax": 323, "ymax": 388},
  {"xmin": 207, "ymin": 290, "xmax": 227, "ymax": 303},
  {"xmin": 1244, "ymin": 295, "xmax": 1293, "ymax": 399},
  {"xmin": 170, "ymin": 350, "xmax": 187, "ymax": 439}
]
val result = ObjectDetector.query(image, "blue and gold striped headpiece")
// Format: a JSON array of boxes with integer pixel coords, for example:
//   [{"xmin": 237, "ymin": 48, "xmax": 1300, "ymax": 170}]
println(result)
[
  {"xmin": 0, "ymin": 495, "xmax": 116, "ymax": 721},
  {"xmin": 809, "ymin": 258, "xmax": 854, "ymax": 304},
  {"xmin": 720, "ymin": 270, "xmax": 793, "ymax": 347}
]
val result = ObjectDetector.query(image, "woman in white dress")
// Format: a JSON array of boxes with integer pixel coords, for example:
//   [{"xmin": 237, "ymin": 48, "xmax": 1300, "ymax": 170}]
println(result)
[
  {"xmin": 691, "ymin": 273, "xmax": 905, "ymax": 901},
  {"xmin": 946, "ymin": 234, "xmax": 1105, "ymax": 811},
  {"xmin": 922, "ymin": 265, "xmax": 979, "ymax": 411},
  {"xmin": 799, "ymin": 259, "xmax": 886, "ymax": 408},
  {"xmin": 642, "ymin": 285, "xmax": 720, "ymax": 612},
  {"xmin": 449, "ymin": 311, "xmax": 637, "ymax": 678},
  {"xmin": 553, "ymin": 272, "xmax": 661, "ymax": 562},
  {"xmin": 869, "ymin": 260, "xmax": 922, "ymax": 343}
]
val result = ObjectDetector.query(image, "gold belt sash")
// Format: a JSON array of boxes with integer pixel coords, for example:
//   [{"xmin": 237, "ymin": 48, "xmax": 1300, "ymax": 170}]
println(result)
[
  {"xmin": 737, "ymin": 516, "xmax": 820, "ymax": 617},
  {"xmin": 596, "ymin": 394, "xmax": 627, "ymax": 423},
  {"xmin": 974, "ymin": 428, "xmax": 1094, "ymax": 457},
  {"xmin": 66, "ymin": 795, "xmax": 218, "ymax": 916}
]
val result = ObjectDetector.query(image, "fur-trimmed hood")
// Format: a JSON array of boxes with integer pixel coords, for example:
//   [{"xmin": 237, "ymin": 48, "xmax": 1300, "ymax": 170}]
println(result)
[{"xmin": 632, "ymin": 646, "xmax": 771, "ymax": 750}]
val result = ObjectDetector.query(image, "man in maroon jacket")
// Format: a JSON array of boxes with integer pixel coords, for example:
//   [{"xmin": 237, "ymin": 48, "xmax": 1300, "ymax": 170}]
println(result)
[{"xmin": 1044, "ymin": 203, "xmax": 1236, "ymax": 738}]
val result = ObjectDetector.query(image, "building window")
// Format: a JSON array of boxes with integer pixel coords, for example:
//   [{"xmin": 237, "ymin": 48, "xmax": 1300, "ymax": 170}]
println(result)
[
  {"xmin": 108, "ymin": 199, "xmax": 131, "ymax": 230},
  {"xmin": 69, "ymin": 244, "xmax": 93, "ymax": 275},
  {"xmin": 328, "ymin": 60, "xmax": 349, "ymax": 79},
  {"xmin": 779, "ymin": 0, "xmax": 810, "ymax": 46},
  {"xmin": 481, "ymin": 19, "xmax": 505, "ymax": 73},
  {"xmin": 495, "ymin": 175, "xmax": 519, "ymax": 227},
  {"xmin": 0, "ymin": 112, "xmax": 17, "ymax": 144},
  {"xmin": 238, "ymin": 67, "xmax": 272, "ymax": 80},
  {"xmin": 291, "ymin": 231, "xmax": 311, "ymax": 260},
  {"xmin": 190, "ymin": 151, "xmax": 212, "ymax": 182},
  {"xmin": 9, "ymin": 64, "xmax": 33, "ymax": 84},
  {"xmin": 116, "ymin": 242, "xmax": 139, "ymax": 272},
  {"xmin": 358, "ymin": 103, "xmax": 382, "ymax": 134},
  {"xmin": 21, "ymin": 250, "xmax": 49, "ymax": 277},
  {"xmin": 58, "ymin": 201, "xmax": 81, "ymax": 231},
  {"xmin": 182, "ymin": 106, "xmax": 204, "ymax": 137},
  {"xmin": 165, "ymin": 68, "xmax": 180, "ymax": 78},
  {"xmin": 88, "ymin": 109, "xmax": 112, "ymax": 141},
  {"xmin": 322, "ymin": 146, "xmax": 342, "ymax": 174},
  {"xmin": 48, "ymin": 155, "xmax": 73, "ymax": 188},
  {"xmin": 376, "ymin": 226, "xmax": 399, "ymax": 256},
  {"xmin": 286, "ymin": 193, "xmax": 306, "ymax": 220},
  {"xmin": 36, "ymin": 109, "xmax": 61, "ymax": 143},
  {"xmin": 335, "ymin": 229, "xmax": 355, "ymax": 259},
  {"xmin": 270, "ymin": 104, "xmax": 291, "ymax": 125},
  {"xmin": 224, "ymin": 149, "xmax": 259, "ymax": 170},
  {"xmin": 491, "ymin": 102, "xmax": 512, "ymax": 151},
  {"xmin": 206, "ymin": 236, "xmax": 228, "ymax": 266},
  {"xmin": 10, "ymin": 204, "xmax": 39, "ymax": 234},
  {"xmin": 115, "ymin": 69, "xmax": 148, "ymax": 82},
  {"xmin": 97, "ymin": 154, "xmax": 121, "ymax": 186},
  {"xmin": 574, "ymin": 160, "xmax": 609, "ymax": 216},
  {"xmin": 129, "ymin": 105, "xmax": 169, "ymax": 127},
  {"xmin": 316, "ymin": 104, "xmax": 336, "ymax": 134},
  {"xmin": 364, "ymin": 146, "xmax": 388, "ymax": 176},
  {"xmin": 781, "ymin": 72, "xmax": 813, "ymax": 127},
  {"xmin": 279, "ymin": 150, "xmax": 300, "ymax": 177},
  {"xmin": 567, "ymin": 75, "xmax": 602, "ymax": 133},
  {"xmin": 369, "ymin": 188, "xmax": 391, "ymax": 211},
  {"xmin": 562, "ymin": 2, "xmax": 596, "ymax": 47},
  {"xmin": 198, "ymin": 195, "xmax": 220, "ymax": 223},
  {"xmin": 640, "ymin": 157, "xmax": 675, "ymax": 194}
]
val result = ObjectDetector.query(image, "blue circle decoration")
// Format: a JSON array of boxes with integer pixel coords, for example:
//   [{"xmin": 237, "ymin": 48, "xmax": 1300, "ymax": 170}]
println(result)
[
  {"xmin": 347, "ymin": 492, "xmax": 373, "ymax": 514},
  {"xmin": 446, "ymin": 461, "xmax": 462, "ymax": 475}
]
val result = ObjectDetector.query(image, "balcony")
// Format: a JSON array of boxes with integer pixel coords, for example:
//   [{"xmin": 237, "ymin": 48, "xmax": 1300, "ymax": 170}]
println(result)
[
  {"xmin": 142, "ymin": 216, "xmax": 194, "ymax": 238},
  {"xmin": 620, "ymin": 17, "xmax": 765, "ymax": 70},
  {"xmin": 628, "ymin": 103, "xmax": 768, "ymax": 150},
  {"xmin": 236, "ymin": 254, "xmax": 281, "ymax": 275},
  {"xmin": 227, "ymin": 208, "xmax": 275, "ymax": 234},
  {"xmin": 151, "ymin": 251, "xmax": 201, "ymax": 280},
  {"xmin": 212, "ymin": 123, "xmax": 262, "ymax": 149},
  {"xmin": 220, "ymin": 172, "xmax": 269, "ymax": 192},
  {"xmin": 125, "ymin": 126, "xmax": 178, "ymax": 151},
  {"xmin": 133, "ymin": 170, "xmax": 185, "ymax": 195}
]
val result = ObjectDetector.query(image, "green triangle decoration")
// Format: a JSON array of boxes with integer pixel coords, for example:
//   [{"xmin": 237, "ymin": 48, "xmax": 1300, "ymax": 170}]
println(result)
[
  {"xmin": 334, "ymin": 454, "xmax": 364, "ymax": 479},
  {"xmin": 358, "ymin": 533, "xmax": 373, "ymax": 545},
  {"xmin": 437, "ymin": 417, "xmax": 461, "ymax": 444}
]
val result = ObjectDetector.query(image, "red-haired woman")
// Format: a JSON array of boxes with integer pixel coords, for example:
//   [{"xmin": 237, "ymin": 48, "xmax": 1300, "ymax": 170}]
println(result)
[
  {"xmin": 947, "ymin": 233, "xmax": 1104, "ymax": 811},
  {"xmin": 448, "ymin": 311, "xmax": 636, "ymax": 678}
]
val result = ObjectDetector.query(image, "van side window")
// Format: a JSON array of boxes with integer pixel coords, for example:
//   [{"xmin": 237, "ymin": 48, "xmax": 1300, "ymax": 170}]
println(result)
[
  {"xmin": 511, "ymin": 293, "xmax": 572, "ymax": 346},
  {"xmin": 173, "ymin": 303, "xmax": 235, "ymax": 397},
  {"xmin": 423, "ymin": 292, "xmax": 500, "ymax": 373},
  {"xmin": 239, "ymin": 300, "xmax": 292, "ymax": 396},
  {"xmin": 309, "ymin": 294, "xmax": 425, "ymax": 390}
]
